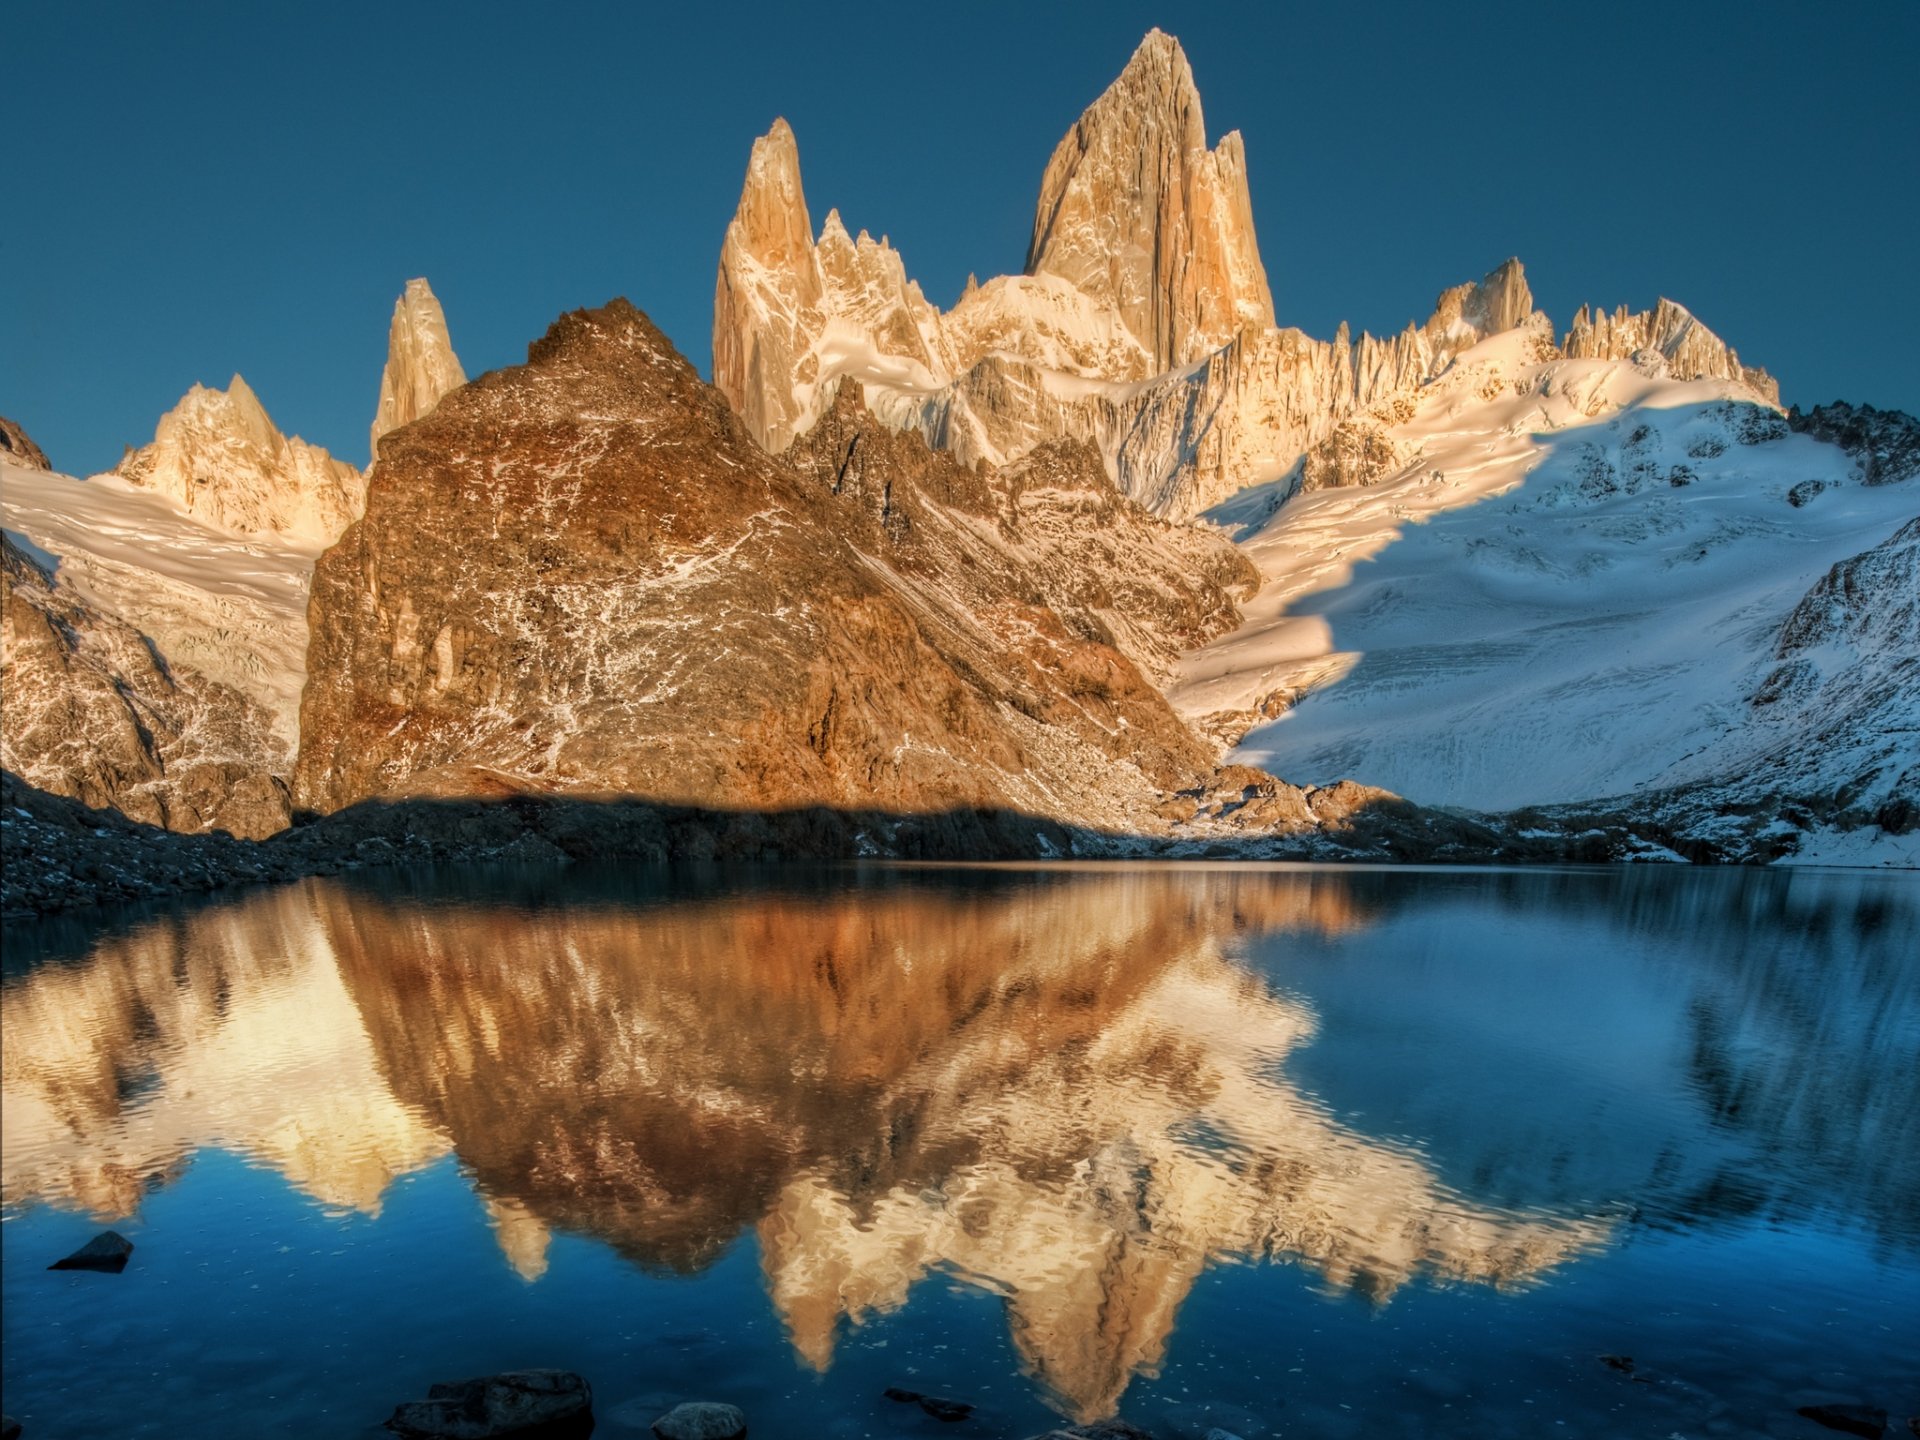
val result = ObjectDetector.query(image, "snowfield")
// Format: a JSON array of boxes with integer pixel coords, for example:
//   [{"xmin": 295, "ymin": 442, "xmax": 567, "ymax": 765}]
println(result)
[
  {"xmin": 1177, "ymin": 323, "xmax": 1917, "ymax": 862},
  {"xmin": 1, "ymin": 458, "xmax": 318, "ymax": 752}
]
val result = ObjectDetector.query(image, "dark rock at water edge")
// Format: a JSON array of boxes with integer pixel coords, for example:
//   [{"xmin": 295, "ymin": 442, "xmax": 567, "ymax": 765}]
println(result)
[
  {"xmin": 884, "ymin": 1388, "xmax": 974, "ymax": 1422},
  {"xmin": 650, "ymin": 1402, "xmax": 747, "ymax": 1440},
  {"xmin": 1797, "ymin": 1405, "xmax": 1889, "ymax": 1439},
  {"xmin": 48, "ymin": 1230, "xmax": 133, "ymax": 1273},
  {"xmin": 1156, "ymin": 1400, "xmax": 1269, "ymax": 1440},
  {"xmin": 386, "ymin": 1370, "xmax": 592, "ymax": 1438},
  {"xmin": 1, "ymin": 1413, "xmax": 21, "ymax": 1440},
  {"xmin": 1025, "ymin": 1423, "xmax": 1155, "ymax": 1440}
]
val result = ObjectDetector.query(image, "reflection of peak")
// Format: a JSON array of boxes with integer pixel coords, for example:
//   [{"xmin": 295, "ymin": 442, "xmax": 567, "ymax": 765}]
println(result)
[
  {"xmin": 485, "ymin": 1193, "xmax": 553, "ymax": 1281},
  {"xmin": 313, "ymin": 871, "xmax": 1595, "ymax": 1421},
  {"xmin": 0, "ymin": 889, "xmax": 446, "ymax": 1220},
  {"xmin": 756, "ymin": 952, "xmax": 1600, "ymax": 1420}
]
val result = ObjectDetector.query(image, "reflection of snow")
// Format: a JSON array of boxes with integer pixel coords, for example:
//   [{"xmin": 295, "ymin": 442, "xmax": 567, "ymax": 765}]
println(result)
[
  {"xmin": 757, "ymin": 948, "xmax": 1605, "ymax": 1421},
  {"xmin": 0, "ymin": 869, "xmax": 1609, "ymax": 1422}
]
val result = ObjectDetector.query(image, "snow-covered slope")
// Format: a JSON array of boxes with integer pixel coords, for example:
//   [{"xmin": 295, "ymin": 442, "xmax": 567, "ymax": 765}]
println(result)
[
  {"xmin": 1, "ymin": 458, "xmax": 318, "ymax": 751},
  {"xmin": 1, "ymin": 532, "xmax": 290, "ymax": 836},
  {"xmin": 1176, "ymin": 324, "xmax": 1918, "ymax": 862}
]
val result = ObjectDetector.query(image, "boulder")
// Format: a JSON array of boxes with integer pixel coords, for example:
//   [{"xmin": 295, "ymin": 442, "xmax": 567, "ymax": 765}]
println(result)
[
  {"xmin": 884, "ymin": 1389, "xmax": 973, "ymax": 1422},
  {"xmin": 651, "ymin": 1402, "xmax": 747, "ymax": 1440},
  {"xmin": 48, "ymin": 1230, "xmax": 133, "ymax": 1273},
  {"xmin": 386, "ymin": 1370, "xmax": 592, "ymax": 1438}
]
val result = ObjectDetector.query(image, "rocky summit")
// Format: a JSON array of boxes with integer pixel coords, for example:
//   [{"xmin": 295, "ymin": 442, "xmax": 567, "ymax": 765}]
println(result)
[
  {"xmin": 295, "ymin": 298, "xmax": 1259, "ymax": 832},
  {"xmin": 109, "ymin": 374, "xmax": 364, "ymax": 547},
  {"xmin": 370, "ymin": 277, "xmax": 467, "ymax": 462}
]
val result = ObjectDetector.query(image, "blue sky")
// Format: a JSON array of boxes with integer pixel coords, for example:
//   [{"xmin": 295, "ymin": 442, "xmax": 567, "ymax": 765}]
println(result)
[{"xmin": 7, "ymin": 0, "xmax": 1917, "ymax": 476}]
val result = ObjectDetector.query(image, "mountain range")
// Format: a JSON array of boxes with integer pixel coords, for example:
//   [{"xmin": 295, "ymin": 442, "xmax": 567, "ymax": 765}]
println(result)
[{"xmin": 2, "ymin": 28, "xmax": 1914, "ymax": 907}]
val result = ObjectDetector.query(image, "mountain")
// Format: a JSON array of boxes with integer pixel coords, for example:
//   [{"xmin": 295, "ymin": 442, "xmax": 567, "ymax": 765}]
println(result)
[
  {"xmin": 3, "ymin": 28, "xmax": 1910, "ymax": 882},
  {"xmin": 0, "ymin": 279, "xmax": 456, "ymax": 833},
  {"xmin": 1024, "ymin": 27, "xmax": 1274, "ymax": 372},
  {"xmin": 710, "ymin": 34, "xmax": 1565, "ymax": 521},
  {"xmin": 108, "ymin": 374, "xmax": 364, "ymax": 546},
  {"xmin": 1177, "ymin": 324, "xmax": 1919, "ymax": 864},
  {"xmin": 296, "ymin": 299, "xmax": 1272, "ymax": 836},
  {"xmin": 0, "ymin": 533, "xmax": 289, "ymax": 836},
  {"xmin": 370, "ymin": 277, "xmax": 467, "ymax": 461}
]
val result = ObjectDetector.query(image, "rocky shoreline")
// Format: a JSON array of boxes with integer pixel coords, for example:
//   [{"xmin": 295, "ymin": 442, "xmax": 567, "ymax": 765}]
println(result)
[{"xmin": 1, "ymin": 766, "xmax": 1863, "ymax": 924}]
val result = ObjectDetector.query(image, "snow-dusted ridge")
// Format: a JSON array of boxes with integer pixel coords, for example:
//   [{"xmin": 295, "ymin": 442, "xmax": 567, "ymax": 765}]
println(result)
[{"xmin": 1175, "ymin": 326, "xmax": 1918, "ymax": 865}]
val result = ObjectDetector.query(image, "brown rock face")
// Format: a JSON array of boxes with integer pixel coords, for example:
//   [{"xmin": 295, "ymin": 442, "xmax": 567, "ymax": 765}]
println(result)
[
  {"xmin": 294, "ymin": 300, "xmax": 1246, "ymax": 826},
  {"xmin": 1026, "ymin": 29, "xmax": 1274, "ymax": 371},
  {"xmin": 0, "ymin": 415, "xmax": 51, "ymax": 470},
  {"xmin": 1, "ymin": 535, "xmax": 290, "ymax": 837}
]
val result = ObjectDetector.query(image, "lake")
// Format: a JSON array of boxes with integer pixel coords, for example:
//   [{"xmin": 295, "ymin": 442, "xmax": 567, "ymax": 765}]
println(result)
[{"xmin": 2, "ymin": 863, "xmax": 1916, "ymax": 1438}]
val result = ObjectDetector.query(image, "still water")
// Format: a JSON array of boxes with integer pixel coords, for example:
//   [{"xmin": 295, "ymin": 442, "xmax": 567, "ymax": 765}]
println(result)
[{"xmin": 2, "ymin": 864, "xmax": 1915, "ymax": 1438}]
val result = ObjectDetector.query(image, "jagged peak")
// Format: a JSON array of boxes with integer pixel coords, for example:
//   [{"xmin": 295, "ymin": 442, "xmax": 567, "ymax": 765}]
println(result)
[
  {"xmin": 727, "ymin": 118, "xmax": 814, "ymax": 273},
  {"xmin": 1112, "ymin": 26, "xmax": 1201, "ymax": 115},
  {"xmin": 1563, "ymin": 292, "xmax": 1777, "ymax": 403},
  {"xmin": 108, "ymin": 370, "xmax": 362, "ymax": 545},
  {"xmin": 1025, "ymin": 27, "xmax": 1271, "ymax": 370},
  {"xmin": 1426, "ymin": 258, "xmax": 1535, "ymax": 343},
  {"xmin": 371, "ymin": 276, "xmax": 466, "ymax": 460}
]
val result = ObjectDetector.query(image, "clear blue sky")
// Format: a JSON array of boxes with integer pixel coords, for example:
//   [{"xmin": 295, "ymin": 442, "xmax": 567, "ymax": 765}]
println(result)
[{"xmin": 7, "ymin": 0, "xmax": 1917, "ymax": 476}]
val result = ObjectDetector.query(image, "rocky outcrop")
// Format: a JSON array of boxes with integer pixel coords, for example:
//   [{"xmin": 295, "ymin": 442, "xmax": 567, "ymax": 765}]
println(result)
[
  {"xmin": 0, "ymin": 534, "xmax": 290, "ymax": 837},
  {"xmin": 370, "ymin": 277, "xmax": 467, "ymax": 462},
  {"xmin": 1025, "ymin": 28, "xmax": 1274, "ymax": 370},
  {"xmin": 783, "ymin": 379, "xmax": 1257, "ymax": 683},
  {"xmin": 109, "ymin": 375, "xmax": 364, "ymax": 545},
  {"xmin": 295, "ymin": 299, "xmax": 1242, "ymax": 826},
  {"xmin": 1734, "ymin": 515, "xmax": 1920, "ymax": 835},
  {"xmin": 1563, "ymin": 298, "xmax": 1778, "ymax": 404},
  {"xmin": 0, "ymin": 414, "xmax": 50, "ymax": 469},
  {"xmin": 1787, "ymin": 400, "xmax": 1920, "ymax": 486}
]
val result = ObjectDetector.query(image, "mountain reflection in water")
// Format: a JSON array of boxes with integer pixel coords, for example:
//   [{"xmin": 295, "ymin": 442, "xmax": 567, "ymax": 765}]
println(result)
[{"xmin": 3, "ymin": 864, "xmax": 1915, "ymax": 1422}]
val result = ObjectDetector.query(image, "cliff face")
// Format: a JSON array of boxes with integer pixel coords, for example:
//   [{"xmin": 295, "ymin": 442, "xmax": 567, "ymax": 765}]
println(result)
[
  {"xmin": 1024, "ymin": 27, "xmax": 1274, "ymax": 371},
  {"xmin": 370, "ymin": 277, "xmax": 466, "ymax": 461},
  {"xmin": 294, "ymin": 299, "xmax": 1248, "ymax": 826},
  {"xmin": 109, "ymin": 374, "xmax": 364, "ymax": 546},
  {"xmin": 0, "ymin": 534, "xmax": 289, "ymax": 837}
]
